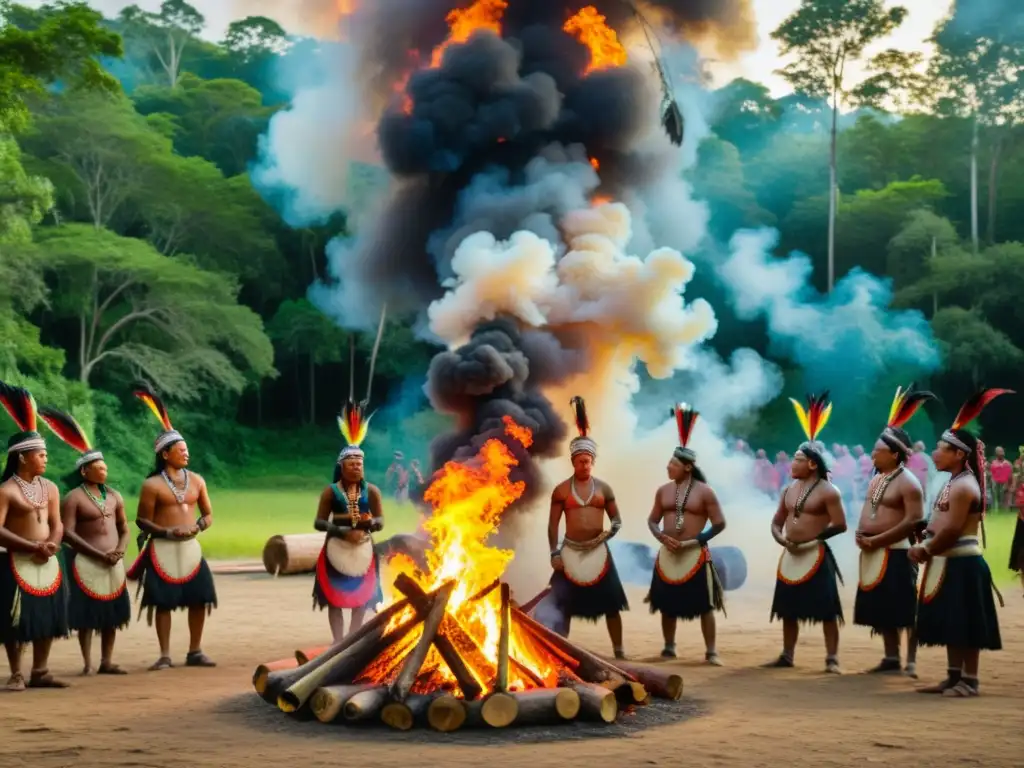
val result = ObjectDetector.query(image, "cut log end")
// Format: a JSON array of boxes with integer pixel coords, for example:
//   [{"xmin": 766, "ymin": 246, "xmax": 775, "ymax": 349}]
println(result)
[
  {"xmin": 427, "ymin": 694, "xmax": 467, "ymax": 732},
  {"xmin": 552, "ymin": 688, "xmax": 581, "ymax": 720},
  {"xmin": 253, "ymin": 666, "xmax": 270, "ymax": 694},
  {"xmin": 610, "ymin": 659, "xmax": 683, "ymax": 701},
  {"xmin": 567, "ymin": 682, "xmax": 618, "ymax": 723},
  {"xmin": 381, "ymin": 701, "xmax": 415, "ymax": 731},
  {"xmin": 508, "ymin": 687, "xmax": 582, "ymax": 726},
  {"xmin": 343, "ymin": 687, "xmax": 389, "ymax": 722},
  {"xmin": 262, "ymin": 533, "xmax": 324, "ymax": 576},
  {"xmin": 480, "ymin": 691, "xmax": 518, "ymax": 728}
]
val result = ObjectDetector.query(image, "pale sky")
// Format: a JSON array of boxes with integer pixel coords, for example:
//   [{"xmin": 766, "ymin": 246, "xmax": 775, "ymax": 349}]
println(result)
[{"xmin": 51, "ymin": 0, "xmax": 951, "ymax": 96}]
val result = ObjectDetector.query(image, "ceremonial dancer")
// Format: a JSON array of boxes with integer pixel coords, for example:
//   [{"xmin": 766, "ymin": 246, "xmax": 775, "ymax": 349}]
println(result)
[
  {"xmin": 548, "ymin": 397, "xmax": 629, "ymax": 659},
  {"xmin": 39, "ymin": 406, "xmax": 131, "ymax": 675},
  {"xmin": 766, "ymin": 394, "xmax": 847, "ymax": 673},
  {"xmin": 911, "ymin": 389, "xmax": 1012, "ymax": 697},
  {"xmin": 127, "ymin": 383, "xmax": 217, "ymax": 670},
  {"xmin": 645, "ymin": 404, "xmax": 726, "ymax": 664},
  {"xmin": 313, "ymin": 399, "xmax": 385, "ymax": 641},
  {"xmin": 853, "ymin": 385, "xmax": 933, "ymax": 676},
  {"xmin": 0, "ymin": 382, "xmax": 68, "ymax": 690},
  {"xmin": 312, "ymin": 320, "xmax": 388, "ymax": 642}
]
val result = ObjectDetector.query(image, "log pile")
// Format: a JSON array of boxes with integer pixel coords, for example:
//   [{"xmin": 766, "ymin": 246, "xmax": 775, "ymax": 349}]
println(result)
[{"xmin": 253, "ymin": 575, "xmax": 683, "ymax": 732}]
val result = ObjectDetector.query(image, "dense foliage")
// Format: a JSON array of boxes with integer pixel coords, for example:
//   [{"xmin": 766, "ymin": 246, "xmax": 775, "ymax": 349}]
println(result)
[{"xmin": 0, "ymin": 1, "xmax": 1022, "ymax": 489}]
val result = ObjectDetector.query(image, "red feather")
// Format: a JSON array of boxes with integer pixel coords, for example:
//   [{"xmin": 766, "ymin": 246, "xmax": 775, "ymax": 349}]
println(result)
[
  {"xmin": 38, "ymin": 406, "xmax": 92, "ymax": 453},
  {"xmin": 570, "ymin": 396, "xmax": 589, "ymax": 438},
  {"xmin": 807, "ymin": 391, "xmax": 830, "ymax": 440},
  {"xmin": 951, "ymin": 388, "xmax": 1014, "ymax": 430},
  {"xmin": 888, "ymin": 383, "xmax": 937, "ymax": 430},
  {"xmin": 0, "ymin": 381, "xmax": 37, "ymax": 433},
  {"xmin": 671, "ymin": 403, "xmax": 699, "ymax": 448},
  {"xmin": 132, "ymin": 381, "xmax": 172, "ymax": 431}
]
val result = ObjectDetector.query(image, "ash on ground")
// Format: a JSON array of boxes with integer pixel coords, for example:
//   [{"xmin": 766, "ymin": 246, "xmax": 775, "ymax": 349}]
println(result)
[{"xmin": 227, "ymin": 695, "xmax": 704, "ymax": 744}]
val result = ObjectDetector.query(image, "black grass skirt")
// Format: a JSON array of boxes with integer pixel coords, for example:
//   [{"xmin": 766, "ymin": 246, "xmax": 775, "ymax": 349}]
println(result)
[
  {"xmin": 550, "ymin": 558, "xmax": 629, "ymax": 622},
  {"xmin": 770, "ymin": 543, "xmax": 844, "ymax": 625},
  {"xmin": 853, "ymin": 548, "xmax": 917, "ymax": 632},
  {"xmin": 646, "ymin": 561, "xmax": 725, "ymax": 620},
  {"xmin": 917, "ymin": 555, "xmax": 1001, "ymax": 650},
  {"xmin": 65, "ymin": 550, "xmax": 131, "ymax": 633},
  {"xmin": 132, "ymin": 547, "xmax": 218, "ymax": 625},
  {"xmin": 0, "ymin": 552, "xmax": 70, "ymax": 643},
  {"xmin": 1009, "ymin": 516, "xmax": 1024, "ymax": 573}
]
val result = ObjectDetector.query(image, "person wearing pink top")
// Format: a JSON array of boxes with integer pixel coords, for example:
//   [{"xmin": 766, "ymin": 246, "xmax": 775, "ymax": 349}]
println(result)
[
  {"xmin": 988, "ymin": 447, "xmax": 1012, "ymax": 509},
  {"xmin": 905, "ymin": 449, "xmax": 928, "ymax": 490},
  {"xmin": 774, "ymin": 452, "xmax": 791, "ymax": 493},
  {"xmin": 753, "ymin": 449, "xmax": 780, "ymax": 494}
]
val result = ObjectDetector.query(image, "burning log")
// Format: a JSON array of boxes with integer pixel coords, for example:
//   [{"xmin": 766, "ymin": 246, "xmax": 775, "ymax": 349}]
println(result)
[
  {"xmin": 262, "ymin": 533, "xmax": 323, "ymax": 575},
  {"xmin": 511, "ymin": 688, "xmax": 580, "ymax": 725},
  {"xmin": 611, "ymin": 660, "xmax": 683, "ymax": 701},
  {"xmin": 310, "ymin": 683, "xmax": 378, "ymax": 723},
  {"xmin": 465, "ymin": 691, "xmax": 518, "ymax": 728},
  {"xmin": 295, "ymin": 645, "xmax": 329, "ymax": 665},
  {"xmin": 393, "ymin": 573, "xmax": 488, "ymax": 700},
  {"xmin": 495, "ymin": 582, "xmax": 511, "ymax": 692},
  {"xmin": 343, "ymin": 686, "xmax": 390, "ymax": 722},
  {"xmin": 512, "ymin": 607, "xmax": 636, "ymax": 686},
  {"xmin": 253, "ymin": 656, "xmax": 297, "ymax": 697},
  {"xmin": 564, "ymin": 681, "xmax": 618, "ymax": 723},
  {"xmin": 427, "ymin": 693, "xmax": 467, "ymax": 732},
  {"xmin": 381, "ymin": 692, "xmax": 440, "ymax": 731},
  {"xmin": 390, "ymin": 580, "xmax": 454, "ymax": 702},
  {"xmin": 259, "ymin": 596, "xmax": 412, "ymax": 707}
]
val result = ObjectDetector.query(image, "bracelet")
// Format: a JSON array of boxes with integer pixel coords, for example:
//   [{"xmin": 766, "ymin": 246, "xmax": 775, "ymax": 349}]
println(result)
[{"xmin": 550, "ymin": 549, "xmax": 561, "ymax": 558}]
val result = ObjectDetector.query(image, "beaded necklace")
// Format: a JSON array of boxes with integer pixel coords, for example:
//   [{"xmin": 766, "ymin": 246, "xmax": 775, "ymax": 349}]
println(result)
[
  {"xmin": 868, "ymin": 466, "xmax": 903, "ymax": 520},
  {"xmin": 673, "ymin": 479, "xmax": 694, "ymax": 531},
  {"xmin": 161, "ymin": 469, "xmax": 189, "ymax": 504},
  {"xmin": 13, "ymin": 475, "xmax": 46, "ymax": 523},
  {"xmin": 81, "ymin": 483, "xmax": 110, "ymax": 517},
  {"xmin": 792, "ymin": 478, "xmax": 820, "ymax": 518}
]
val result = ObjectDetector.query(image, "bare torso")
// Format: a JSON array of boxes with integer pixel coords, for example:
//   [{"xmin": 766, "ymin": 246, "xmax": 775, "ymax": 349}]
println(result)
[
  {"xmin": 65, "ymin": 486, "xmax": 121, "ymax": 553},
  {"xmin": 781, "ymin": 479, "xmax": 833, "ymax": 543},
  {"xmin": 928, "ymin": 475, "xmax": 981, "ymax": 539},
  {"xmin": 653, "ymin": 479, "xmax": 710, "ymax": 541},
  {"xmin": 143, "ymin": 470, "xmax": 204, "ymax": 533},
  {"xmin": 553, "ymin": 476, "xmax": 611, "ymax": 541},
  {"xmin": 0, "ymin": 477, "xmax": 56, "ymax": 543},
  {"xmin": 857, "ymin": 469, "xmax": 919, "ymax": 535}
]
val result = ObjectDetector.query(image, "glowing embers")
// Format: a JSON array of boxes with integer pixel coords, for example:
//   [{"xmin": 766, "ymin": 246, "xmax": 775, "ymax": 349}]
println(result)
[
  {"xmin": 430, "ymin": 0, "xmax": 509, "ymax": 68},
  {"xmin": 564, "ymin": 6, "xmax": 628, "ymax": 74}
]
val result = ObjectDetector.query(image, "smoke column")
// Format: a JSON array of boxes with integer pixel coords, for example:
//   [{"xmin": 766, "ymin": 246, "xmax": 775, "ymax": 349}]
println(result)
[{"xmin": 252, "ymin": 1, "xmax": 941, "ymax": 597}]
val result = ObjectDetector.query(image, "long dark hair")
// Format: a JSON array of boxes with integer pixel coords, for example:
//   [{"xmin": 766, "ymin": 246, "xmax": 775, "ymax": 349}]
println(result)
[
  {"xmin": 1, "ymin": 451, "xmax": 18, "ymax": 482},
  {"xmin": 147, "ymin": 453, "xmax": 168, "ymax": 478}
]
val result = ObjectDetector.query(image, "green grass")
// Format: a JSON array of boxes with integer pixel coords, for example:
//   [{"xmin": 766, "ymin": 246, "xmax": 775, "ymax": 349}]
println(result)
[
  {"xmin": 983, "ymin": 510, "xmax": 1020, "ymax": 586},
  {"xmin": 121, "ymin": 489, "xmax": 423, "ymax": 561}
]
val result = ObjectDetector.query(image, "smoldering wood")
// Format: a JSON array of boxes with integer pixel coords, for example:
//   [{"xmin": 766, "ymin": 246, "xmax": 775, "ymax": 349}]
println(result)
[
  {"xmin": 389, "ymin": 580, "xmax": 454, "ymax": 702},
  {"xmin": 564, "ymin": 681, "xmax": 618, "ymax": 723},
  {"xmin": 342, "ymin": 686, "xmax": 390, "ymax": 722},
  {"xmin": 610, "ymin": 659, "xmax": 683, "ymax": 700},
  {"xmin": 253, "ymin": 656, "xmax": 297, "ymax": 697},
  {"xmin": 381, "ymin": 692, "xmax": 440, "ymax": 731},
  {"xmin": 465, "ymin": 691, "xmax": 518, "ymax": 728},
  {"xmin": 426, "ymin": 693, "xmax": 467, "ymax": 732},
  {"xmin": 294, "ymin": 645, "xmax": 329, "ymax": 665},
  {"xmin": 310, "ymin": 683, "xmax": 378, "ymax": 724},
  {"xmin": 510, "ymin": 687, "xmax": 581, "ymax": 725}
]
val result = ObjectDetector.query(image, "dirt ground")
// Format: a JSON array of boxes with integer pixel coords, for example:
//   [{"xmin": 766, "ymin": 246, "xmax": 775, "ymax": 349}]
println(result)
[{"xmin": 2, "ymin": 571, "xmax": 1022, "ymax": 768}]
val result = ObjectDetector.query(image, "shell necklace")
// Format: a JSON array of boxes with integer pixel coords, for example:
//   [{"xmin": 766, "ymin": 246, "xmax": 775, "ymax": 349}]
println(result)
[
  {"xmin": 81, "ymin": 483, "xmax": 110, "ymax": 518},
  {"xmin": 793, "ymin": 478, "xmax": 820, "ymax": 518},
  {"xmin": 868, "ymin": 466, "xmax": 903, "ymax": 520},
  {"xmin": 161, "ymin": 469, "xmax": 189, "ymax": 504},
  {"xmin": 571, "ymin": 477, "xmax": 596, "ymax": 507},
  {"xmin": 935, "ymin": 469, "xmax": 972, "ymax": 512},
  {"xmin": 13, "ymin": 475, "xmax": 46, "ymax": 523},
  {"xmin": 674, "ymin": 479, "xmax": 694, "ymax": 532}
]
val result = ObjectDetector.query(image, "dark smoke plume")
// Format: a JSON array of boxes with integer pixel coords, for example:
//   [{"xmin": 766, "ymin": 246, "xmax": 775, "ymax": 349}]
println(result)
[{"xmin": 315, "ymin": 1, "xmax": 752, "ymax": 497}]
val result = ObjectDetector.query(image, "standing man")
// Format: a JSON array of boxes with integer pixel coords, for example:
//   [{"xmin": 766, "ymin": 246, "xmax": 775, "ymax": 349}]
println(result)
[
  {"xmin": 0, "ymin": 382, "xmax": 69, "ymax": 690},
  {"xmin": 853, "ymin": 385, "xmax": 933, "ymax": 675},
  {"xmin": 313, "ymin": 400, "xmax": 384, "ymax": 641},
  {"xmin": 39, "ymin": 406, "xmax": 131, "ymax": 675},
  {"xmin": 765, "ymin": 394, "xmax": 847, "ymax": 673},
  {"xmin": 646, "ymin": 404, "xmax": 726, "ymax": 663},
  {"xmin": 911, "ymin": 389, "xmax": 1011, "ymax": 697},
  {"xmin": 127, "ymin": 383, "xmax": 217, "ymax": 671},
  {"xmin": 987, "ymin": 447, "xmax": 1012, "ymax": 510},
  {"xmin": 549, "ymin": 396, "xmax": 629, "ymax": 659},
  {"xmin": 385, "ymin": 451, "xmax": 410, "ymax": 503}
]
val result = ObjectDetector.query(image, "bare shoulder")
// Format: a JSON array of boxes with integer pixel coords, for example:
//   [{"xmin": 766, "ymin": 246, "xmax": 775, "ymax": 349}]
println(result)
[
  {"xmin": 42, "ymin": 477, "xmax": 60, "ymax": 498},
  {"xmin": 951, "ymin": 475, "xmax": 980, "ymax": 501},
  {"xmin": 898, "ymin": 469, "xmax": 923, "ymax": 493},
  {"xmin": 366, "ymin": 483, "xmax": 382, "ymax": 498},
  {"xmin": 819, "ymin": 482, "xmax": 842, "ymax": 501},
  {"xmin": 140, "ymin": 475, "xmax": 163, "ymax": 492},
  {"xmin": 189, "ymin": 470, "xmax": 208, "ymax": 487},
  {"xmin": 108, "ymin": 486, "xmax": 125, "ymax": 503},
  {"xmin": 598, "ymin": 479, "xmax": 615, "ymax": 499},
  {"xmin": 696, "ymin": 480, "xmax": 718, "ymax": 500},
  {"xmin": 551, "ymin": 479, "xmax": 569, "ymax": 500}
]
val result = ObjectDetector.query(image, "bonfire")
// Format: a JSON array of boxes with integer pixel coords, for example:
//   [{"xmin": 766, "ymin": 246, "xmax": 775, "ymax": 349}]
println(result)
[{"xmin": 252, "ymin": 417, "xmax": 682, "ymax": 731}]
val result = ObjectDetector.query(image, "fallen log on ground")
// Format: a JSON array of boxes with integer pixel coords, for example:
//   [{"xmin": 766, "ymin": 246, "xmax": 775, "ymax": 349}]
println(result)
[
  {"xmin": 511, "ymin": 688, "xmax": 580, "ymax": 725},
  {"xmin": 342, "ymin": 686, "xmax": 390, "ymax": 722},
  {"xmin": 611, "ymin": 659, "xmax": 683, "ymax": 700},
  {"xmin": 310, "ymin": 683, "xmax": 378, "ymax": 724},
  {"xmin": 381, "ymin": 692, "xmax": 441, "ymax": 731},
  {"xmin": 426, "ymin": 693, "xmax": 467, "ymax": 732},
  {"xmin": 262, "ymin": 533, "xmax": 323, "ymax": 575},
  {"xmin": 563, "ymin": 681, "xmax": 618, "ymax": 723},
  {"xmin": 294, "ymin": 645, "xmax": 329, "ymax": 665}
]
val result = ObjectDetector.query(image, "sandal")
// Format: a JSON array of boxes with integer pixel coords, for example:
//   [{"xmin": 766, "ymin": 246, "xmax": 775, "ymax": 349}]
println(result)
[
  {"xmin": 5, "ymin": 672, "xmax": 26, "ymax": 692},
  {"xmin": 148, "ymin": 656, "xmax": 174, "ymax": 671},
  {"xmin": 865, "ymin": 658, "xmax": 901, "ymax": 674},
  {"xmin": 705, "ymin": 652, "xmax": 724, "ymax": 667},
  {"xmin": 942, "ymin": 680, "xmax": 979, "ymax": 698},
  {"xmin": 917, "ymin": 678, "xmax": 955, "ymax": 694},
  {"xmin": 98, "ymin": 663, "xmax": 127, "ymax": 675},
  {"xmin": 185, "ymin": 650, "xmax": 216, "ymax": 667},
  {"xmin": 825, "ymin": 660, "xmax": 842, "ymax": 675},
  {"xmin": 28, "ymin": 670, "xmax": 69, "ymax": 688}
]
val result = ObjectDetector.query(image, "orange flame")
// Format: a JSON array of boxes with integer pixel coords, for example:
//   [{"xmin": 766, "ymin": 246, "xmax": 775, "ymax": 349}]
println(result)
[
  {"xmin": 336, "ymin": 0, "xmax": 357, "ymax": 13},
  {"xmin": 375, "ymin": 416, "xmax": 566, "ymax": 693},
  {"xmin": 563, "ymin": 6, "xmax": 627, "ymax": 75},
  {"xmin": 591, "ymin": 194, "xmax": 612, "ymax": 206},
  {"xmin": 589, "ymin": 157, "xmax": 600, "ymax": 170},
  {"xmin": 430, "ymin": 0, "xmax": 509, "ymax": 68}
]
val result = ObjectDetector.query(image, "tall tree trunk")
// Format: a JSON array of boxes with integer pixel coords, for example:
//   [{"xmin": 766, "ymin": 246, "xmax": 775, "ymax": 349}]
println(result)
[
  {"xmin": 985, "ymin": 136, "xmax": 1003, "ymax": 245},
  {"xmin": 256, "ymin": 380, "xmax": 263, "ymax": 428},
  {"xmin": 309, "ymin": 352, "xmax": 316, "ymax": 426},
  {"xmin": 931, "ymin": 236, "xmax": 938, "ymax": 317},
  {"xmin": 295, "ymin": 358, "xmax": 305, "ymax": 423},
  {"xmin": 827, "ymin": 95, "xmax": 838, "ymax": 293},
  {"xmin": 970, "ymin": 116, "xmax": 979, "ymax": 255}
]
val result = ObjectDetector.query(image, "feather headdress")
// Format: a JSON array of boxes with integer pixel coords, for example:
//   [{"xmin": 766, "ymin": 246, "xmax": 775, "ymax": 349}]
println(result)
[
  {"xmin": 569, "ymin": 396, "xmax": 597, "ymax": 458},
  {"xmin": 38, "ymin": 406, "xmax": 104, "ymax": 469},
  {"xmin": 337, "ymin": 304, "xmax": 388, "ymax": 463},
  {"xmin": 790, "ymin": 392, "xmax": 832, "ymax": 477},
  {"xmin": 0, "ymin": 380, "xmax": 45, "ymax": 454},
  {"xmin": 880, "ymin": 383, "xmax": 937, "ymax": 455},
  {"xmin": 132, "ymin": 381, "xmax": 183, "ymax": 454},
  {"xmin": 671, "ymin": 403, "xmax": 699, "ymax": 462},
  {"xmin": 941, "ymin": 387, "xmax": 1014, "ymax": 519}
]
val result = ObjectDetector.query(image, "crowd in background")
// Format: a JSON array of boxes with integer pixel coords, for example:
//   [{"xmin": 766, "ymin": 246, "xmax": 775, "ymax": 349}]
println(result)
[{"xmin": 743, "ymin": 441, "xmax": 1024, "ymax": 515}]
